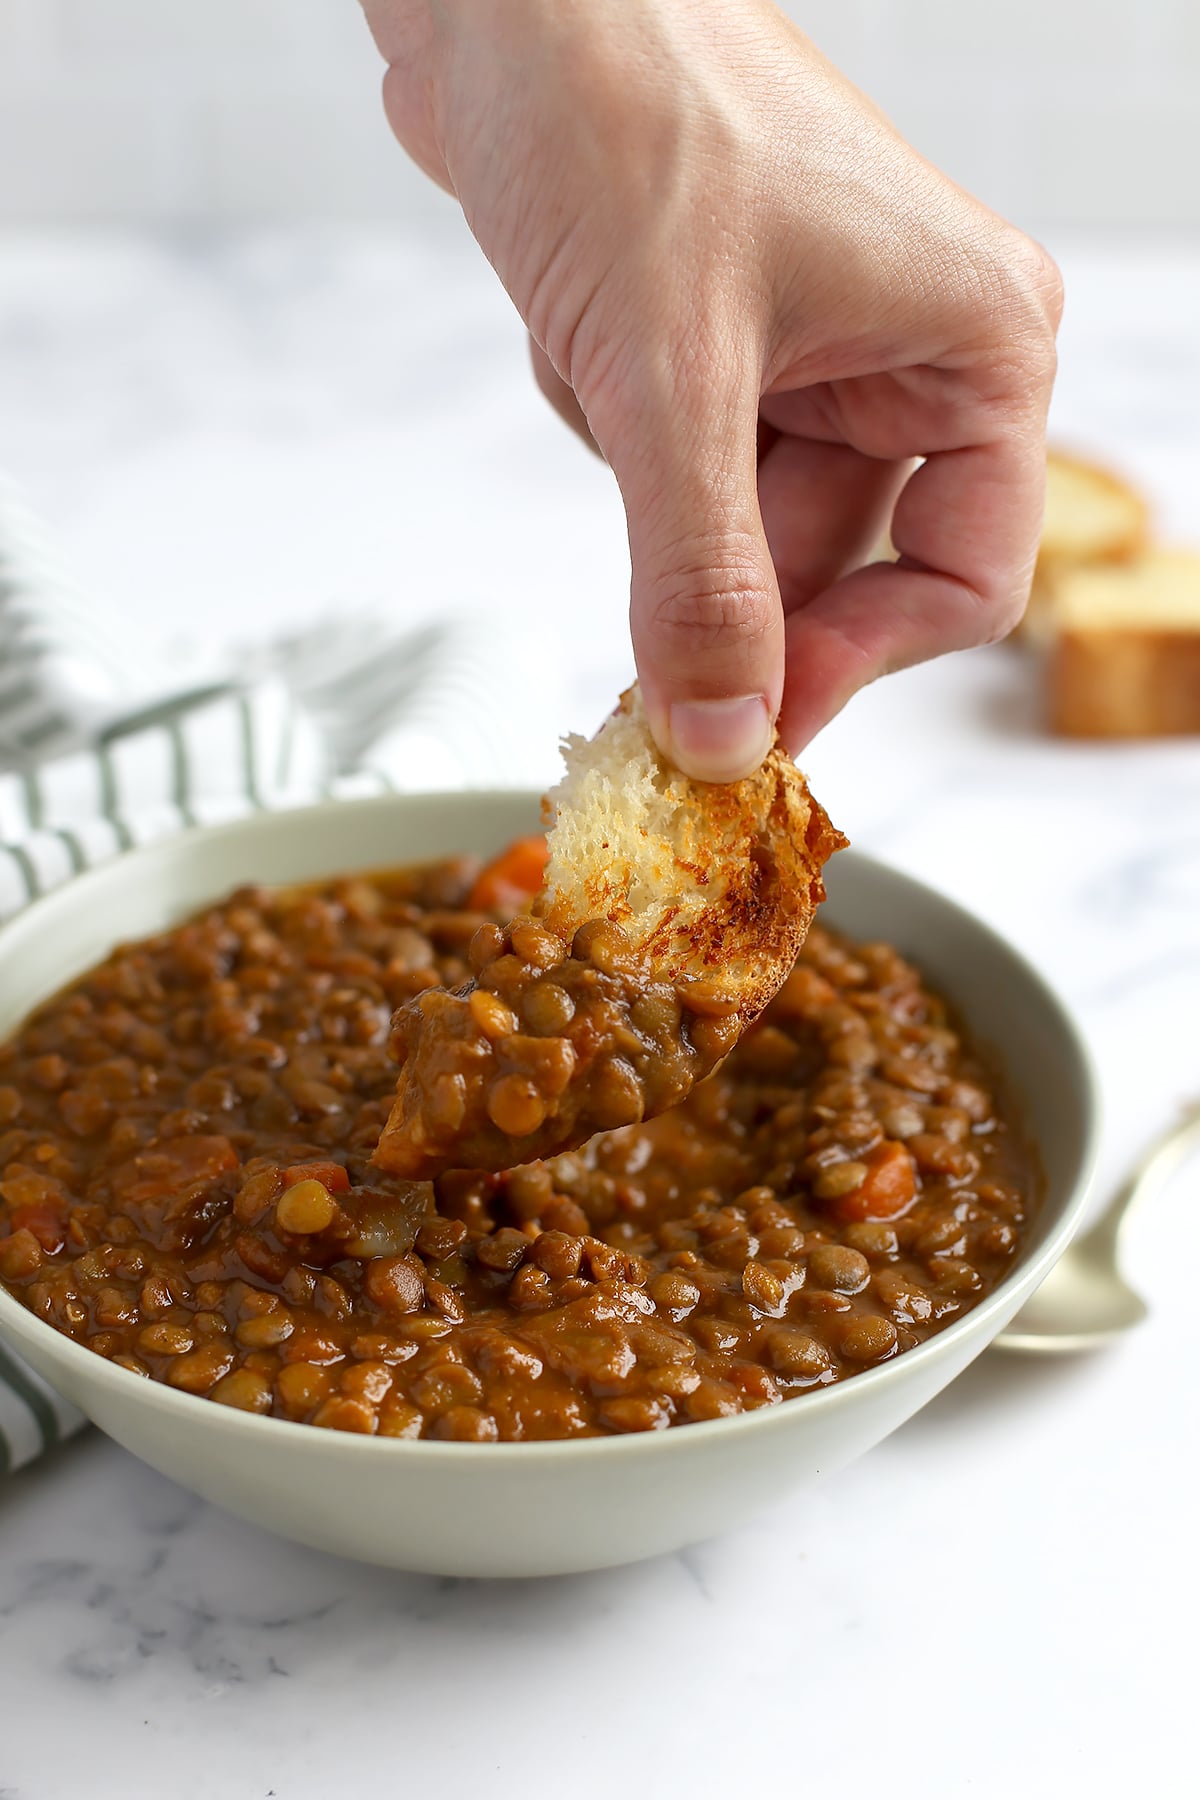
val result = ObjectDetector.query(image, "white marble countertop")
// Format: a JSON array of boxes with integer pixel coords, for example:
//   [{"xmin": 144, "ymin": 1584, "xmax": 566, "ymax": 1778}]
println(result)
[{"xmin": 0, "ymin": 225, "xmax": 1197, "ymax": 1799}]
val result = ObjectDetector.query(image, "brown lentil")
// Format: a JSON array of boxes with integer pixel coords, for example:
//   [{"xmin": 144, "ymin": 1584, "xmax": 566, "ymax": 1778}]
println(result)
[{"xmin": 375, "ymin": 913, "xmax": 753, "ymax": 1178}]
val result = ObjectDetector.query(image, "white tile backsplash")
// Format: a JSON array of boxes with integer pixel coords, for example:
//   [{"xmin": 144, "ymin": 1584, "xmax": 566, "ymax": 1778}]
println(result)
[
  {"xmin": 53, "ymin": 0, "xmax": 365, "ymax": 61},
  {"xmin": 1167, "ymin": 0, "xmax": 1200, "ymax": 60},
  {"xmin": 0, "ymin": 0, "xmax": 53, "ymax": 58},
  {"xmin": 195, "ymin": 88, "xmax": 442, "ymax": 222},
  {"xmin": 0, "ymin": 84, "xmax": 187, "ymax": 221},
  {"xmin": 1025, "ymin": 89, "xmax": 1200, "ymax": 229},
  {"xmin": 0, "ymin": 0, "xmax": 1197, "ymax": 229},
  {"xmin": 900, "ymin": 0, "xmax": 1145, "ymax": 67}
]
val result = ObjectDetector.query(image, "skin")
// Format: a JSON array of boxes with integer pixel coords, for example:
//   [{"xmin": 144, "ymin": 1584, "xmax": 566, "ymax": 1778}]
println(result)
[{"xmin": 358, "ymin": 0, "xmax": 1063, "ymax": 780}]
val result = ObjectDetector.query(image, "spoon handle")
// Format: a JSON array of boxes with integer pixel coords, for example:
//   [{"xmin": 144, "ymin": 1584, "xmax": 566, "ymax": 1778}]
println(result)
[{"xmin": 1074, "ymin": 1100, "xmax": 1200, "ymax": 1265}]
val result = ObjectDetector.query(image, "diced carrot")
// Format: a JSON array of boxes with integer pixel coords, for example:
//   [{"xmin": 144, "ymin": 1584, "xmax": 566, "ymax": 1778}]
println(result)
[
  {"xmin": 833, "ymin": 1140, "xmax": 917, "ymax": 1223},
  {"xmin": 467, "ymin": 835, "xmax": 550, "ymax": 914},
  {"xmin": 282, "ymin": 1159, "xmax": 351, "ymax": 1194}
]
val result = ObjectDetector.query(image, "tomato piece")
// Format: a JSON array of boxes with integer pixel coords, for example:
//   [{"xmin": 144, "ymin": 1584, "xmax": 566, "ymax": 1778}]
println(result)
[
  {"xmin": 113, "ymin": 1134, "xmax": 239, "ymax": 1205},
  {"xmin": 282, "ymin": 1159, "xmax": 351, "ymax": 1194},
  {"xmin": 9, "ymin": 1201, "xmax": 66, "ymax": 1254},
  {"xmin": 832, "ymin": 1140, "xmax": 917, "ymax": 1223},
  {"xmin": 467, "ymin": 836, "xmax": 549, "ymax": 914}
]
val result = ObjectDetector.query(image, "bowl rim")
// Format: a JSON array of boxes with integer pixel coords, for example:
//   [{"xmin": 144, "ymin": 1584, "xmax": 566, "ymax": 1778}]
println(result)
[{"xmin": 0, "ymin": 791, "xmax": 1101, "ymax": 1465}]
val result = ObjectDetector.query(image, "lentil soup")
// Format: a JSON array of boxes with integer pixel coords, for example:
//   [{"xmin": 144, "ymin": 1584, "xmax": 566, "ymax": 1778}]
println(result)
[{"xmin": 0, "ymin": 855, "xmax": 1038, "ymax": 1442}]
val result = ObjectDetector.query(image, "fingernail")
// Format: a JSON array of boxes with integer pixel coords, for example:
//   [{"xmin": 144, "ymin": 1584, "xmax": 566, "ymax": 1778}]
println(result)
[{"xmin": 666, "ymin": 695, "xmax": 774, "ymax": 783}]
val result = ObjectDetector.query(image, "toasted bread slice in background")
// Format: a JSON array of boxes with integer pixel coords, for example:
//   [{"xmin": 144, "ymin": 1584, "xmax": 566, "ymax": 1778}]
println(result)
[
  {"xmin": 542, "ymin": 685, "xmax": 845, "ymax": 1017},
  {"xmin": 1025, "ymin": 450, "xmax": 1151, "ymax": 644},
  {"xmin": 1046, "ymin": 549, "xmax": 1200, "ymax": 737},
  {"xmin": 374, "ymin": 689, "xmax": 845, "ymax": 1177},
  {"xmin": 1040, "ymin": 450, "xmax": 1150, "ymax": 566}
]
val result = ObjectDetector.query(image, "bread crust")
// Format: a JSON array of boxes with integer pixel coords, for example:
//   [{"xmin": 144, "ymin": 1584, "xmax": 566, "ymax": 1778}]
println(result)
[
  {"xmin": 1050, "ymin": 628, "xmax": 1200, "ymax": 737},
  {"xmin": 1041, "ymin": 548, "xmax": 1200, "ymax": 737}
]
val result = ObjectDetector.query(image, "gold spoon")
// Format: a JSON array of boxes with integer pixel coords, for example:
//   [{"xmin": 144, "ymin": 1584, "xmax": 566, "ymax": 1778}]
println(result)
[{"xmin": 995, "ymin": 1102, "xmax": 1200, "ymax": 1354}]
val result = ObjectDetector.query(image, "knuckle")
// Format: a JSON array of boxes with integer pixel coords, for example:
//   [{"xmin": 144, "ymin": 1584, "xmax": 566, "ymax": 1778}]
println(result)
[
  {"xmin": 1027, "ymin": 243, "xmax": 1065, "ymax": 328},
  {"xmin": 994, "ymin": 231, "xmax": 1064, "ymax": 345},
  {"xmin": 647, "ymin": 538, "xmax": 776, "ymax": 653},
  {"xmin": 961, "ymin": 228, "xmax": 1063, "ymax": 401}
]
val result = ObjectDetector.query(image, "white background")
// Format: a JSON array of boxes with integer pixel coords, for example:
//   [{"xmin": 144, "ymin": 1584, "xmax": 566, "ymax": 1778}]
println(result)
[
  {"xmin": 0, "ymin": 5, "xmax": 1198, "ymax": 1799},
  {"xmin": 0, "ymin": 0, "xmax": 1197, "ymax": 229}
]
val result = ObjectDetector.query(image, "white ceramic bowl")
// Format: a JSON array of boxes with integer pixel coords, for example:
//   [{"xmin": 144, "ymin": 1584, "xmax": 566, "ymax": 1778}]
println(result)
[{"xmin": 0, "ymin": 794, "xmax": 1098, "ymax": 1576}]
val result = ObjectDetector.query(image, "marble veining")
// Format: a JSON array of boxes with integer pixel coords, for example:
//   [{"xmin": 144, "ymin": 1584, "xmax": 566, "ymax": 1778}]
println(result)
[{"xmin": 0, "ymin": 227, "xmax": 1196, "ymax": 1799}]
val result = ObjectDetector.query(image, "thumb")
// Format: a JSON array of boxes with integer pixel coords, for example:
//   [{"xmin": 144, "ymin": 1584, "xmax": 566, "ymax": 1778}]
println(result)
[{"xmin": 613, "ymin": 377, "xmax": 784, "ymax": 783}]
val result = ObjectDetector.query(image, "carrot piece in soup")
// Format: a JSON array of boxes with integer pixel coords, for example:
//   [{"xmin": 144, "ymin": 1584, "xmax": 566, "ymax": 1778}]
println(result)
[
  {"xmin": 467, "ymin": 836, "xmax": 549, "ymax": 914},
  {"xmin": 832, "ymin": 1140, "xmax": 917, "ymax": 1222},
  {"xmin": 282, "ymin": 1160, "xmax": 351, "ymax": 1194}
]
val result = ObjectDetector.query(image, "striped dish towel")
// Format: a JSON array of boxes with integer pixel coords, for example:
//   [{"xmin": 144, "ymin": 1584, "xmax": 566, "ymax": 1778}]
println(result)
[{"xmin": 0, "ymin": 481, "xmax": 562, "ymax": 1469}]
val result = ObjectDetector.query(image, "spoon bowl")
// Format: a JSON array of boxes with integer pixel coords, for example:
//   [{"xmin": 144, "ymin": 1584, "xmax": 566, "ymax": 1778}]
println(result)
[
  {"xmin": 996, "ymin": 1103, "xmax": 1200, "ymax": 1354},
  {"xmin": 994, "ymin": 1256, "xmax": 1148, "ymax": 1353}
]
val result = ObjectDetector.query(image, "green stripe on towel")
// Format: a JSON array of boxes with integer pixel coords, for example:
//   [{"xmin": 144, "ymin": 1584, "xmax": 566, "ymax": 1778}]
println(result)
[
  {"xmin": 2, "ymin": 840, "xmax": 41, "ymax": 903},
  {"xmin": 95, "ymin": 743, "xmax": 134, "ymax": 849},
  {"xmin": 167, "ymin": 718, "xmax": 199, "ymax": 828},
  {"xmin": 0, "ymin": 1341, "xmax": 61, "ymax": 1456}
]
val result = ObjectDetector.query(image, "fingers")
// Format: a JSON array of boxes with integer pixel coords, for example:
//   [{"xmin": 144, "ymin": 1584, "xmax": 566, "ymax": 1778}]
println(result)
[
  {"xmin": 777, "ymin": 433, "xmax": 1047, "ymax": 749},
  {"xmin": 530, "ymin": 334, "xmax": 780, "ymax": 780},
  {"xmin": 529, "ymin": 339, "xmax": 601, "ymax": 455},
  {"xmin": 611, "ymin": 373, "xmax": 785, "ymax": 784},
  {"xmin": 379, "ymin": 61, "xmax": 454, "ymax": 194},
  {"xmin": 757, "ymin": 435, "xmax": 910, "ymax": 611}
]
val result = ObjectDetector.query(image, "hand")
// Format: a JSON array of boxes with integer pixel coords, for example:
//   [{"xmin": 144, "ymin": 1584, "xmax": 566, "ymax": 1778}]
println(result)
[{"xmin": 360, "ymin": 0, "xmax": 1062, "ymax": 779}]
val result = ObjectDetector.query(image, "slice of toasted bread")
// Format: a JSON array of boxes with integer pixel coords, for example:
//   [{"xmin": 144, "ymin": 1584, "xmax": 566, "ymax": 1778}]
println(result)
[
  {"xmin": 374, "ymin": 688, "xmax": 845, "ymax": 1177},
  {"xmin": 1046, "ymin": 550, "xmax": 1200, "ymax": 737},
  {"xmin": 541, "ymin": 685, "xmax": 844, "ymax": 1014},
  {"xmin": 1040, "ymin": 450, "xmax": 1150, "ymax": 566},
  {"xmin": 1023, "ymin": 450, "xmax": 1151, "ymax": 644}
]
